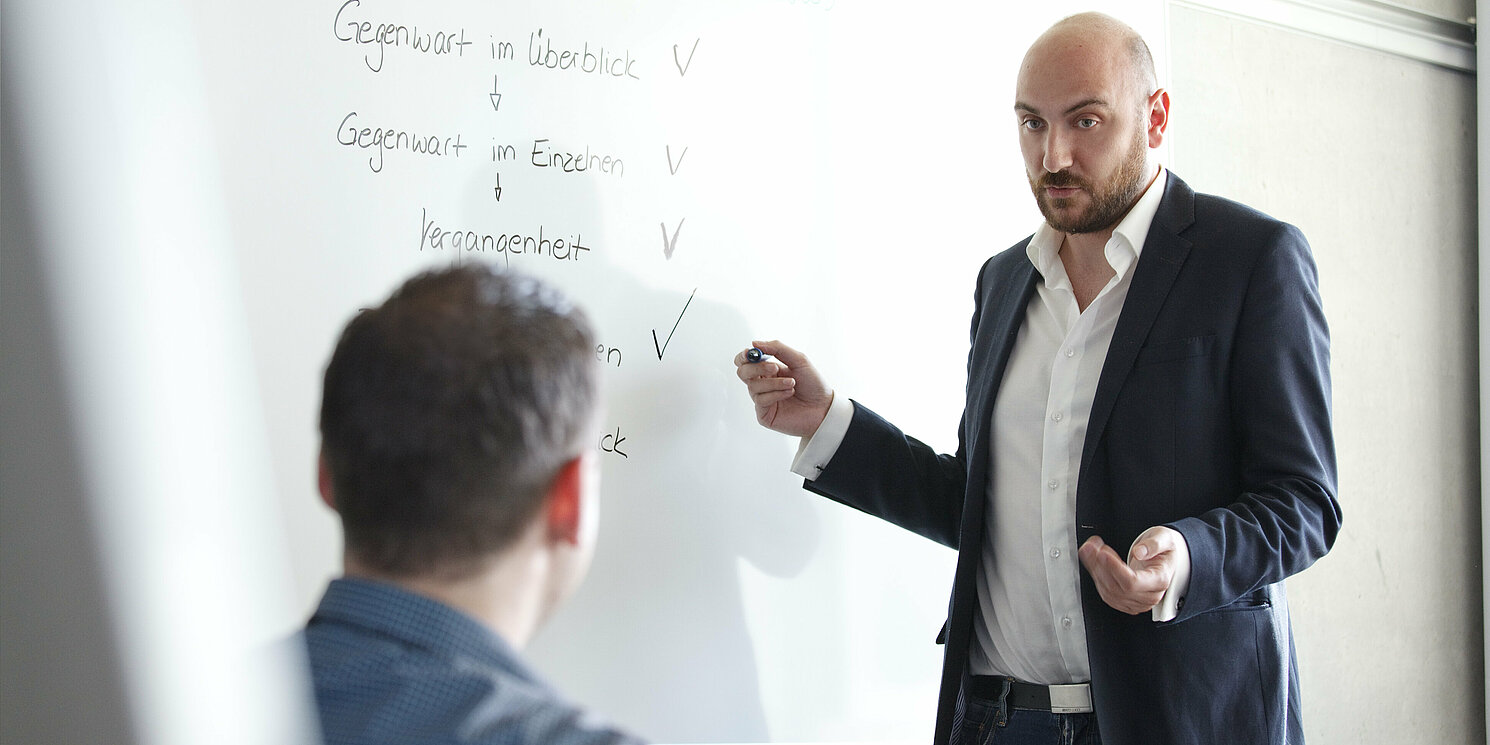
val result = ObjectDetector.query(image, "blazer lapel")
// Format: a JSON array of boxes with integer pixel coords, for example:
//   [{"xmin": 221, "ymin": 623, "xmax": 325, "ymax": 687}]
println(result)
[
  {"xmin": 1078, "ymin": 174, "xmax": 1197, "ymax": 484},
  {"xmin": 943, "ymin": 249, "xmax": 1037, "ymax": 709},
  {"xmin": 961, "ymin": 251, "xmax": 1038, "ymax": 549},
  {"xmin": 968, "ymin": 256, "xmax": 1038, "ymax": 465}
]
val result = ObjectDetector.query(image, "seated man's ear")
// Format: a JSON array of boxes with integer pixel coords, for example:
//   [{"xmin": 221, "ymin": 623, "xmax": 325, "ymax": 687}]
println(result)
[
  {"xmin": 317, "ymin": 449, "xmax": 337, "ymax": 512},
  {"xmin": 545, "ymin": 457, "xmax": 585, "ymax": 546}
]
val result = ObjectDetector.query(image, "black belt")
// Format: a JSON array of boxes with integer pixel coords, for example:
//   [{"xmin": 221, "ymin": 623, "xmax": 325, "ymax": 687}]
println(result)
[{"xmin": 969, "ymin": 675, "xmax": 1094, "ymax": 714}]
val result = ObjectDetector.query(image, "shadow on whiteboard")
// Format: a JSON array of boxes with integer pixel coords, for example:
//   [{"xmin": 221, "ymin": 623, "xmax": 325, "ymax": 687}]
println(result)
[{"xmin": 521, "ymin": 209, "xmax": 823, "ymax": 742}]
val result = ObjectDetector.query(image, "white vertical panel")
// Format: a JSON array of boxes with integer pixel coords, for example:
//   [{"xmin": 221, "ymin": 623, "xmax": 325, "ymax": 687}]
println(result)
[{"xmin": 2, "ymin": 1, "xmax": 318, "ymax": 744}]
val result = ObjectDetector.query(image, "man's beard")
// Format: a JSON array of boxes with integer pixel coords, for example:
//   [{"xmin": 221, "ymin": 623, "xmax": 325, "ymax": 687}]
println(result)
[{"xmin": 1030, "ymin": 133, "xmax": 1150, "ymax": 235}]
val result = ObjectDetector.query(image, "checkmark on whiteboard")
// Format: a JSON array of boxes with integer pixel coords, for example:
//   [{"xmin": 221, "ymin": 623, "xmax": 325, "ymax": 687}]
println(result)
[
  {"xmin": 666, "ymin": 145, "xmax": 688, "ymax": 175},
  {"xmin": 673, "ymin": 38, "xmax": 701, "ymax": 76},
  {"xmin": 661, "ymin": 219, "xmax": 685, "ymax": 259},
  {"xmin": 652, "ymin": 288, "xmax": 697, "ymax": 360}
]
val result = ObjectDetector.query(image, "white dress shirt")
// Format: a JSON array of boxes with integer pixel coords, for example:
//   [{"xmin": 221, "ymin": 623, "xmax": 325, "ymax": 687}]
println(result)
[{"xmin": 793, "ymin": 167, "xmax": 1189, "ymax": 685}]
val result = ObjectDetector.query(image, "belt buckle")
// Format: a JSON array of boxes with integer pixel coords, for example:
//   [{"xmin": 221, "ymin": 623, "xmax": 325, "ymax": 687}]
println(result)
[{"xmin": 1047, "ymin": 683, "xmax": 1093, "ymax": 714}]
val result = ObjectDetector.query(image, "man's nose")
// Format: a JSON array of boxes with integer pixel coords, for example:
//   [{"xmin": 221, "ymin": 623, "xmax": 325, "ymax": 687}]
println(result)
[{"xmin": 1043, "ymin": 129, "xmax": 1073, "ymax": 173}]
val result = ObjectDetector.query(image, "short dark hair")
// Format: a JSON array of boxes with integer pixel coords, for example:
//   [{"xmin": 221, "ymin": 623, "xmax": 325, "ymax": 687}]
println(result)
[{"xmin": 319, "ymin": 265, "xmax": 599, "ymax": 577}]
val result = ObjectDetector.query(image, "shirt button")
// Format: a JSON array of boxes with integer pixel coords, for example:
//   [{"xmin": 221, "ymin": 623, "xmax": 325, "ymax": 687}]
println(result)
[
  {"xmin": 1050, "ymin": 548, "xmax": 1061, "ymax": 558},
  {"xmin": 1065, "ymin": 348, "xmax": 1075, "ymax": 358},
  {"xmin": 1052, "ymin": 412, "xmax": 1063, "ymax": 422},
  {"xmin": 1062, "ymin": 616, "xmax": 1073, "ymax": 629},
  {"xmin": 1047, "ymin": 479, "xmax": 1059, "ymax": 490}
]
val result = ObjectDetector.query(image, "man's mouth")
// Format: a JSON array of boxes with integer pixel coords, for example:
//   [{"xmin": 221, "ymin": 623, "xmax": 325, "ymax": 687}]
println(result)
[{"xmin": 1040, "ymin": 173, "xmax": 1085, "ymax": 198}]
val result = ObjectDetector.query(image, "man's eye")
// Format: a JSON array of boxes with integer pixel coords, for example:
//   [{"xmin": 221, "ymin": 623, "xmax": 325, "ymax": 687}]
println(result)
[
  {"xmin": 1021, "ymin": 119, "xmax": 1044, "ymax": 131},
  {"xmin": 1077, "ymin": 118, "xmax": 1098, "ymax": 128}
]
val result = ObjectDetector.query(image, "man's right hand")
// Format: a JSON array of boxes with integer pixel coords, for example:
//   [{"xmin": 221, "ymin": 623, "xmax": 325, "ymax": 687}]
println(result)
[{"xmin": 733, "ymin": 340, "xmax": 834, "ymax": 439}]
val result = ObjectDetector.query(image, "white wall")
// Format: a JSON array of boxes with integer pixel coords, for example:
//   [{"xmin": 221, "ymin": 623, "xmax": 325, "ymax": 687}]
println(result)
[{"xmin": 1169, "ymin": 6, "xmax": 1483, "ymax": 742}]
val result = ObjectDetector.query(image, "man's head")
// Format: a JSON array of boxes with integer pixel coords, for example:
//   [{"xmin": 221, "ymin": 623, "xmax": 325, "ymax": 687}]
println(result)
[
  {"xmin": 318, "ymin": 265, "xmax": 601, "ymax": 589},
  {"xmin": 1015, "ymin": 12, "xmax": 1168, "ymax": 234}
]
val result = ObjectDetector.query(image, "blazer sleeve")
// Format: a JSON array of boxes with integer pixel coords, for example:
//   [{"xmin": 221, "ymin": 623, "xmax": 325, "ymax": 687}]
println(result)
[
  {"xmin": 1167, "ymin": 222, "xmax": 1342, "ymax": 621},
  {"xmin": 804, "ymin": 401, "xmax": 967, "ymax": 549}
]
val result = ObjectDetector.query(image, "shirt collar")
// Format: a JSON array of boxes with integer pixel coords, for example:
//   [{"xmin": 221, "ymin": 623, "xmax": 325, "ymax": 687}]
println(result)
[
  {"xmin": 1026, "ymin": 166, "xmax": 1169, "ymax": 284},
  {"xmin": 310, "ymin": 576, "xmax": 549, "ymax": 690}
]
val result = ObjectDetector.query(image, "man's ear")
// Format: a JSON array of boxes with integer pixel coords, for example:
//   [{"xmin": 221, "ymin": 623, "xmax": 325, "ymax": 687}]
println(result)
[
  {"xmin": 1146, "ymin": 88, "xmax": 1171, "ymax": 148},
  {"xmin": 545, "ymin": 457, "xmax": 585, "ymax": 546},
  {"xmin": 317, "ymin": 449, "xmax": 337, "ymax": 512}
]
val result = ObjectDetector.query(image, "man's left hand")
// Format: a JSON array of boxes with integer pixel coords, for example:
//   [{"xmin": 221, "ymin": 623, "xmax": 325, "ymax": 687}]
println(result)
[{"xmin": 1078, "ymin": 527, "xmax": 1184, "ymax": 615}]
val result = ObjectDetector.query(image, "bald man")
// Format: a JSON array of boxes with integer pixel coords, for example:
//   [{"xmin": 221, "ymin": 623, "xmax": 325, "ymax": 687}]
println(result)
[{"xmin": 736, "ymin": 13, "xmax": 1338, "ymax": 745}]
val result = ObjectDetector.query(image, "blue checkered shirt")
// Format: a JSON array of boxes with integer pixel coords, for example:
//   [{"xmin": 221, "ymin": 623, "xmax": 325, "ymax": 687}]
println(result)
[{"xmin": 302, "ymin": 577, "xmax": 646, "ymax": 745}]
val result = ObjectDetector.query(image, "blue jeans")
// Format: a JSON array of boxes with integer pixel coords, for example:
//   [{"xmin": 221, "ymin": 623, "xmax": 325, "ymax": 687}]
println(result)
[{"xmin": 956, "ymin": 679, "xmax": 1102, "ymax": 745}]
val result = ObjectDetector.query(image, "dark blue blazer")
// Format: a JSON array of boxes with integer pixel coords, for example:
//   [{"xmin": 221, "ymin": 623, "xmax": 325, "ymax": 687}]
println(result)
[{"xmin": 806, "ymin": 174, "xmax": 1341, "ymax": 744}]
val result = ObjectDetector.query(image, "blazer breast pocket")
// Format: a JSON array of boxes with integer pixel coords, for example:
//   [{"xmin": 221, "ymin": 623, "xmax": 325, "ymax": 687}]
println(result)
[
  {"xmin": 1107, "ymin": 333, "xmax": 1222, "ymax": 527},
  {"xmin": 1133, "ymin": 334, "xmax": 1216, "ymax": 368}
]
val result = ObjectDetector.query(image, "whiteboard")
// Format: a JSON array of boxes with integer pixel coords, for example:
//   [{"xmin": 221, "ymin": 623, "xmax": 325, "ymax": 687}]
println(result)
[{"xmin": 189, "ymin": 1, "xmax": 1165, "ymax": 740}]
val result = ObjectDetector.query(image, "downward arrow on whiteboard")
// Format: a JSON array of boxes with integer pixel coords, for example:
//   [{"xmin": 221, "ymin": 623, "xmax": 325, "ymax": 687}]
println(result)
[{"xmin": 489, "ymin": 76, "xmax": 502, "ymax": 111}]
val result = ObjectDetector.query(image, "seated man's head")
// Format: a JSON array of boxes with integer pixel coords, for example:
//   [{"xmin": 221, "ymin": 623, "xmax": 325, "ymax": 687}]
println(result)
[{"xmin": 317, "ymin": 265, "xmax": 602, "ymax": 630}]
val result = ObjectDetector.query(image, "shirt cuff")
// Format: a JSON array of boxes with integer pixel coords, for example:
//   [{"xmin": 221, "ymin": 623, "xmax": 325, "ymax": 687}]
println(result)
[
  {"xmin": 789, "ymin": 394, "xmax": 853, "ymax": 481},
  {"xmin": 1129, "ymin": 526, "xmax": 1191, "ymax": 623}
]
